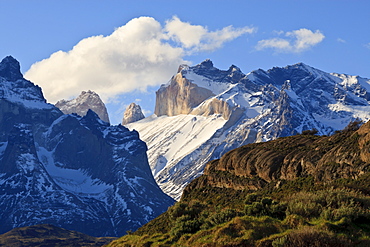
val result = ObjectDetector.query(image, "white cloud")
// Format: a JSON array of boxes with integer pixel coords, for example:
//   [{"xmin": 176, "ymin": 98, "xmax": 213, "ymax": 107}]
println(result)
[
  {"xmin": 337, "ymin": 38, "xmax": 346, "ymax": 43},
  {"xmin": 165, "ymin": 16, "xmax": 256, "ymax": 54},
  {"xmin": 365, "ymin": 43, "xmax": 370, "ymax": 49},
  {"xmin": 256, "ymin": 38, "xmax": 291, "ymax": 51},
  {"xmin": 25, "ymin": 16, "xmax": 253, "ymax": 103},
  {"xmin": 256, "ymin": 28, "xmax": 325, "ymax": 53}
]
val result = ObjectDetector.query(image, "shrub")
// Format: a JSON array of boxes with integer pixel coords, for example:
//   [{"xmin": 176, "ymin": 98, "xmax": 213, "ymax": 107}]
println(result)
[
  {"xmin": 282, "ymin": 214, "xmax": 307, "ymax": 228},
  {"xmin": 245, "ymin": 198, "xmax": 286, "ymax": 219},
  {"xmin": 208, "ymin": 208, "xmax": 238, "ymax": 226},
  {"xmin": 245, "ymin": 202, "xmax": 265, "ymax": 216},
  {"xmin": 301, "ymin": 128, "xmax": 318, "ymax": 135},
  {"xmin": 245, "ymin": 193, "xmax": 259, "ymax": 204},
  {"xmin": 261, "ymin": 197, "xmax": 273, "ymax": 206},
  {"xmin": 170, "ymin": 215, "xmax": 201, "ymax": 239},
  {"xmin": 276, "ymin": 227, "xmax": 353, "ymax": 247},
  {"xmin": 286, "ymin": 189, "xmax": 370, "ymax": 222},
  {"xmin": 269, "ymin": 202, "xmax": 287, "ymax": 219},
  {"xmin": 168, "ymin": 203, "xmax": 187, "ymax": 220},
  {"xmin": 287, "ymin": 201, "xmax": 322, "ymax": 218}
]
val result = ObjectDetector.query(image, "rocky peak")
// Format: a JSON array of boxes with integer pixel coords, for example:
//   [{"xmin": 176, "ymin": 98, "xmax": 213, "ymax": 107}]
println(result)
[
  {"xmin": 0, "ymin": 56, "xmax": 47, "ymax": 107},
  {"xmin": 177, "ymin": 64, "xmax": 189, "ymax": 73},
  {"xmin": 154, "ymin": 73, "xmax": 215, "ymax": 117},
  {"xmin": 55, "ymin": 90, "xmax": 110, "ymax": 123},
  {"xmin": 227, "ymin": 64, "xmax": 244, "ymax": 81},
  {"xmin": 0, "ymin": 56, "xmax": 23, "ymax": 81},
  {"xmin": 122, "ymin": 103, "xmax": 145, "ymax": 125},
  {"xmin": 228, "ymin": 64, "xmax": 241, "ymax": 72},
  {"xmin": 198, "ymin": 59, "xmax": 214, "ymax": 68},
  {"xmin": 190, "ymin": 59, "xmax": 221, "ymax": 78}
]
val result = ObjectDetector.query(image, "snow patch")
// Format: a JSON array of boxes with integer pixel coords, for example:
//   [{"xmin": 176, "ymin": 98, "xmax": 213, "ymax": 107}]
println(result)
[
  {"xmin": 128, "ymin": 114, "xmax": 227, "ymax": 177},
  {"xmin": 37, "ymin": 147, "xmax": 112, "ymax": 195}
]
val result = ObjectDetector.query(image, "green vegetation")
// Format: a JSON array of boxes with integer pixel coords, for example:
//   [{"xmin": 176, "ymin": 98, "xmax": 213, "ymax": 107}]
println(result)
[{"xmin": 108, "ymin": 172, "xmax": 370, "ymax": 247}]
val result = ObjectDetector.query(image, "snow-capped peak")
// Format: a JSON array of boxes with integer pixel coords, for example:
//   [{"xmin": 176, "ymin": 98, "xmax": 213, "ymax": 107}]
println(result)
[
  {"xmin": 130, "ymin": 60, "xmax": 370, "ymax": 200},
  {"xmin": 0, "ymin": 56, "xmax": 23, "ymax": 81},
  {"xmin": 0, "ymin": 56, "xmax": 54, "ymax": 109},
  {"xmin": 55, "ymin": 90, "xmax": 110, "ymax": 123}
]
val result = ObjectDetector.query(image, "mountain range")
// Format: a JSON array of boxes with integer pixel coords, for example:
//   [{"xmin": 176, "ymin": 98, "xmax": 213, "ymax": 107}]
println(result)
[
  {"xmin": 0, "ymin": 56, "xmax": 174, "ymax": 237},
  {"xmin": 2, "ymin": 54, "xmax": 370, "ymax": 245},
  {"xmin": 127, "ymin": 59, "xmax": 370, "ymax": 200}
]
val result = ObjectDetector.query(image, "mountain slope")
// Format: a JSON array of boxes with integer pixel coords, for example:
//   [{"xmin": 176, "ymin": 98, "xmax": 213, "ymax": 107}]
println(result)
[
  {"xmin": 0, "ymin": 56, "xmax": 174, "ymax": 237},
  {"xmin": 109, "ymin": 121, "xmax": 370, "ymax": 247},
  {"xmin": 128, "ymin": 60, "xmax": 370, "ymax": 199}
]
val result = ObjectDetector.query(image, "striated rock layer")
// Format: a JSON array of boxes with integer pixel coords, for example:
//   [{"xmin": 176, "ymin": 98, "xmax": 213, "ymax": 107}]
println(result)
[{"xmin": 185, "ymin": 121, "xmax": 370, "ymax": 194}]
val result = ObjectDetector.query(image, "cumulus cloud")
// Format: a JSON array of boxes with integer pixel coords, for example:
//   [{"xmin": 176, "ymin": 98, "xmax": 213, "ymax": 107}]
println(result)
[
  {"xmin": 256, "ymin": 28, "xmax": 325, "ymax": 53},
  {"xmin": 25, "ymin": 16, "xmax": 253, "ymax": 103},
  {"xmin": 165, "ymin": 16, "xmax": 256, "ymax": 54}
]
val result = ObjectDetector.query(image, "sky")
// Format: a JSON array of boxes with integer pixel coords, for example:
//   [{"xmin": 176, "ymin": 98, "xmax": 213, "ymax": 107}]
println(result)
[{"xmin": 1, "ymin": 0, "xmax": 369, "ymax": 124}]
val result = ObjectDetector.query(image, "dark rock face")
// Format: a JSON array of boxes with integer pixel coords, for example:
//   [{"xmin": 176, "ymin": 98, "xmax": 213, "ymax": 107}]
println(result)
[
  {"xmin": 0, "ymin": 57, "xmax": 174, "ymax": 237},
  {"xmin": 122, "ymin": 103, "xmax": 145, "ymax": 125},
  {"xmin": 55, "ymin": 90, "xmax": 110, "ymax": 123},
  {"xmin": 0, "ymin": 56, "xmax": 23, "ymax": 81}
]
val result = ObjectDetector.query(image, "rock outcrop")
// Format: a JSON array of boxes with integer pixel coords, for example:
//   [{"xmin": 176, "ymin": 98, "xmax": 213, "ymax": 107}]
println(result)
[
  {"xmin": 56, "ymin": 90, "xmax": 110, "ymax": 123},
  {"xmin": 122, "ymin": 103, "xmax": 145, "ymax": 125},
  {"xmin": 185, "ymin": 121, "xmax": 369, "ymax": 194},
  {"xmin": 155, "ymin": 72, "xmax": 215, "ymax": 117}
]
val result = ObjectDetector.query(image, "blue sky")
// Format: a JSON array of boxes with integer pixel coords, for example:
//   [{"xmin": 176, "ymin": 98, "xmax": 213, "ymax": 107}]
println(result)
[{"xmin": 1, "ymin": 1, "xmax": 369, "ymax": 124}]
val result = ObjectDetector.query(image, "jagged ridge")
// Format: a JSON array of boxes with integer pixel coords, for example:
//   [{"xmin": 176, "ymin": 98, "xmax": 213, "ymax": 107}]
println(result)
[
  {"xmin": 0, "ymin": 56, "xmax": 174, "ymax": 237},
  {"xmin": 129, "ymin": 59, "xmax": 370, "ymax": 200}
]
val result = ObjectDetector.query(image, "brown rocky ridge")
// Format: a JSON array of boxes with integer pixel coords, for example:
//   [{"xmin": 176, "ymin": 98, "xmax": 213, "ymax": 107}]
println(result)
[{"xmin": 184, "ymin": 120, "xmax": 369, "ymax": 194}]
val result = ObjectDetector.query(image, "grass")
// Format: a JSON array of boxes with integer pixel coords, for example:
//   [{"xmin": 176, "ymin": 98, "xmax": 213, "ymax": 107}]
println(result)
[{"xmin": 108, "ymin": 172, "xmax": 370, "ymax": 247}]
